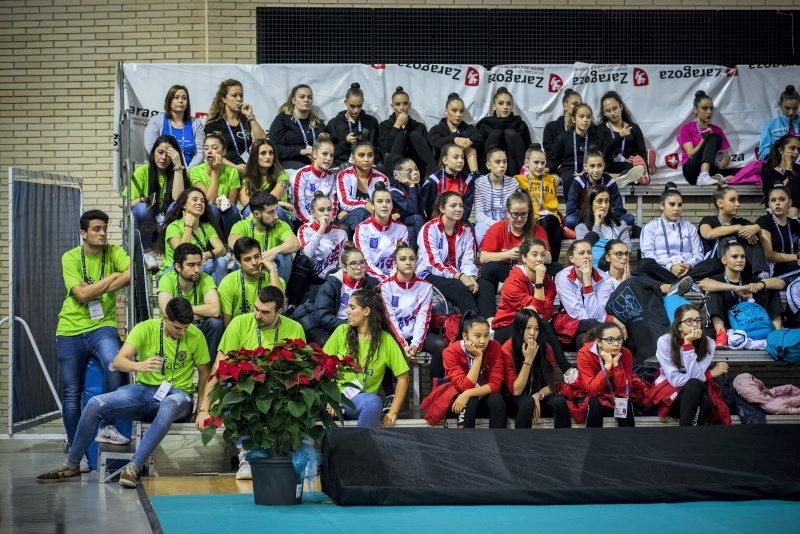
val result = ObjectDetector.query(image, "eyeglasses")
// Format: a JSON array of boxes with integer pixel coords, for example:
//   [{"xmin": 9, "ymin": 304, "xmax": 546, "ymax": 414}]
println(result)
[
  {"xmin": 600, "ymin": 336, "xmax": 623, "ymax": 345},
  {"xmin": 508, "ymin": 212, "xmax": 529, "ymax": 219},
  {"xmin": 610, "ymin": 251, "xmax": 628, "ymax": 258},
  {"xmin": 345, "ymin": 260, "xmax": 366, "ymax": 268},
  {"xmin": 681, "ymin": 318, "xmax": 702, "ymax": 326}
]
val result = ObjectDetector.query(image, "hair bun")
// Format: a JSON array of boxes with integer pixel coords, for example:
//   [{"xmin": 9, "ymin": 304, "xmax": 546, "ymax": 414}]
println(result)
[
  {"xmin": 530, "ymin": 143, "xmax": 543, "ymax": 151},
  {"xmin": 373, "ymin": 181, "xmax": 388, "ymax": 191},
  {"xmin": 316, "ymin": 132, "xmax": 331, "ymax": 142},
  {"xmin": 498, "ymin": 86, "xmax": 508, "ymax": 92},
  {"xmin": 787, "ymin": 85, "xmax": 796, "ymax": 93},
  {"xmin": 447, "ymin": 92, "xmax": 460, "ymax": 99},
  {"xmin": 343, "ymin": 241, "xmax": 357, "ymax": 251},
  {"xmin": 695, "ymin": 90, "xmax": 707, "ymax": 98},
  {"xmin": 395, "ymin": 86, "xmax": 403, "ymax": 92},
  {"xmin": 350, "ymin": 82, "xmax": 360, "ymax": 89},
  {"xmin": 664, "ymin": 181, "xmax": 679, "ymax": 192},
  {"xmin": 312, "ymin": 190, "xmax": 327, "ymax": 198},
  {"xmin": 564, "ymin": 88, "xmax": 575, "ymax": 95}
]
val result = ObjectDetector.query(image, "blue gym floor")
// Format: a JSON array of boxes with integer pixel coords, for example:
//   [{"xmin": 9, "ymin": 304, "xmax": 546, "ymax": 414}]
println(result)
[{"xmin": 150, "ymin": 492, "xmax": 800, "ymax": 534}]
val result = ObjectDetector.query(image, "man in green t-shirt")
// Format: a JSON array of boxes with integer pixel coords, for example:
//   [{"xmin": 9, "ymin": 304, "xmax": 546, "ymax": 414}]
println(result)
[
  {"xmin": 218, "ymin": 237, "xmax": 284, "ymax": 326},
  {"xmin": 157, "ymin": 242, "xmax": 224, "ymax": 361},
  {"xmin": 38, "ymin": 298, "xmax": 211, "ymax": 488},
  {"xmin": 227, "ymin": 191, "xmax": 299, "ymax": 282},
  {"xmin": 55, "ymin": 210, "xmax": 132, "ymax": 464},
  {"xmin": 201, "ymin": 285, "xmax": 305, "ymax": 480}
]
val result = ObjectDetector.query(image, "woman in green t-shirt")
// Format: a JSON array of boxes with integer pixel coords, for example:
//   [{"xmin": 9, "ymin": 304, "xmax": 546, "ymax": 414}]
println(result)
[
  {"xmin": 157, "ymin": 187, "xmax": 227, "ymax": 284},
  {"xmin": 240, "ymin": 138, "xmax": 293, "ymax": 222},
  {"xmin": 323, "ymin": 289, "xmax": 409, "ymax": 428}
]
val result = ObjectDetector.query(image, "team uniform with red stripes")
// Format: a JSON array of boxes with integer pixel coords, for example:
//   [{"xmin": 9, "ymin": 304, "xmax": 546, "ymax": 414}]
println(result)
[
  {"xmin": 292, "ymin": 164, "xmax": 338, "ymax": 224},
  {"xmin": 353, "ymin": 216, "xmax": 409, "ymax": 281}
]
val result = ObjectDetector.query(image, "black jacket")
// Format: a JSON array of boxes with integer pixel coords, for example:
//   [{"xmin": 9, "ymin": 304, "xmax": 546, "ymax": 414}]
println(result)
[
  {"xmin": 604, "ymin": 122, "xmax": 648, "ymax": 162},
  {"xmin": 475, "ymin": 113, "xmax": 532, "ymax": 150},
  {"xmin": 268, "ymin": 113, "xmax": 326, "ymax": 169},
  {"xmin": 326, "ymin": 110, "xmax": 381, "ymax": 166},
  {"xmin": 427, "ymin": 118, "xmax": 484, "ymax": 161},
  {"xmin": 313, "ymin": 269, "xmax": 380, "ymax": 332},
  {"xmin": 546, "ymin": 125, "xmax": 612, "ymax": 173},
  {"xmin": 605, "ymin": 275, "xmax": 669, "ymax": 365},
  {"xmin": 542, "ymin": 116, "xmax": 569, "ymax": 154},
  {"xmin": 378, "ymin": 114, "xmax": 433, "ymax": 172},
  {"xmin": 389, "ymin": 179, "xmax": 423, "ymax": 218}
]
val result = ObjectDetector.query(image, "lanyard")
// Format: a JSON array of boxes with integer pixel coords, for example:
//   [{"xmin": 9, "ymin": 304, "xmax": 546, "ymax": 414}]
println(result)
[
  {"xmin": 527, "ymin": 175, "xmax": 544, "ymax": 210},
  {"xmin": 597, "ymin": 353, "xmax": 629, "ymax": 398},
  {"xmin": 240, "ymin": 270, "xmax": 265, "ymax": 314},
  {"xmin": 159, "ymin": 320, "xmax": 180, "ymax": 382},
  {"xmin": 256, "ymin": 317, "xmax": 281, "ymax": 347},
  {"xmin": 786, "ymin": 116, "xmax": 797, "ymax": 136},
  {"xmin": 608, "ymin": 124, "xmax": 627, "ymax": 157},
  {"xmin": 175, "ymin": 275, "xmax": 199, "ymax": 305},
  {"xmin": 438, "ymin": 171, "xmax": 467, "ymax": 196},
  {"xmin": 347, "ymin": 118, "xmax": 362, "ymax": 135},
  {"xmin": 81, "ymin": 246, "xmax": 106, "ymax": 284},
  {"xmin": 296, "ymin": 118, "xmax": 317, "ymax": 146},
  {"xmin": 191, "ymin": 225, "xmax": 210, "ymax": 251},
  {"xmin": 164, "ymin": 120, "xmax": 190, "ymax": 154},
  {"xmin": 573, "ymin": 131, "xmax": 589, "ymax": 172},
  {"xmin": 490, "ymin": 179, "xmax": 503, "ymax": 219},
  {"xmin": 225, "ymin": 120, "xmax": 247, "ymax": 156},
  {"xmin": 659, "ymin": 218, "xmax": 684, "ymax": 255},
  {"xmin": 772, "ymin": 214, "xmax": 795, "ymax": 254},
  {"xmin": 462, "ymin": 341, "xmax": 484, "ymax": 385},
  {"xmin": 723, "ymin": 274, "xmax": 745, "ymax": 302}
]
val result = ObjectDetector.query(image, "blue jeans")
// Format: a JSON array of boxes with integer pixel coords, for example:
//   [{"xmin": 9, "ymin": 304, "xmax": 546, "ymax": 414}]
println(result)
[
  {"xmin": 131, "ymin": 203, "xmax": 157, "ymax": 251},
  {"xmin": 67, "ymin": 383, "xmax": 192, "ymax": 469},
  {"xmin": 199, "ymin": 316, "xmax": 224, "ymax": 363},
  {"xmin": 203, "ymin": 256, "xmax": 228, "ymax": 285},
  {"xmin": 343, "ymin": 392, "xmax": 382, "ymax": 428},
  {"xmin": 56, "ymin": 326, "xmax": 125, "ymax": 446},
  {"xmin": 340, "ymin": 208, "xmax": 371, "ymax": 234},
  {"xmin": 402, "ymin": 214, "xmax": 425, "ymax": 251},
  {"xmin": 207, "ymin": 203, "xmax": 241, "ymax": 240},
  {"xmin": 275, "ymin": 253, "xmax": 293, "ymax": 284}
]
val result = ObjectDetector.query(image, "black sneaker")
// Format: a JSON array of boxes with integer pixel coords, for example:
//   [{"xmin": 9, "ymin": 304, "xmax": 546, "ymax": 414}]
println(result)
[{"xmin": 382, "ymin": 394, "xmax": 394, "ymax": 414}]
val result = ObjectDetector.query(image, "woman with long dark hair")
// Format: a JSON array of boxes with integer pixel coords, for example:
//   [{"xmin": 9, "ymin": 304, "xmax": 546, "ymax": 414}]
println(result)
[
  {"xmin": 574, "ymin": 185, "xmax": 631, "ymax": 248},
  {"xmin": 676, "ymin": 90, "xmax": 734, "ymax": 186},
  {"xmin": 323, "ymin": 289, "xmax": 409, "ymax": 428},
  {"xmin": 240, "ymin": 138, "xmax": 292, "ymax": 220},
  {"xmin": 501, "ymin": 309, "xmax": 571, "ymax": 429},
  {"xmin": 758, "ymin": 85, "xmax": 800, "ymax": 160},
  {"xmin": 761, "ymin": 135, "xmax": 800, "ymax": 208},
  {"xmin": 189, "ymin": 133, "xmax": 242, "ymax": 239},
  {"xmin": 599, "ymin": 90, "xmax": 652, "ymax": 180}
]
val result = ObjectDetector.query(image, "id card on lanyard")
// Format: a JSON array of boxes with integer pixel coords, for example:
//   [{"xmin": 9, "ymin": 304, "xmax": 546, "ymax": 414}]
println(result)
[
  {"xmin": 659, "ymin": 218, "xmax": 684, "ymax": 256},
  {"xmin": 81, "ymin": 246, "xmax": 107, "ymax": 320},
  {"xmin": 154, "ymin": 320, "xmax": 180, "ymax": 401},
  {"xmin": 225, "ymin": 120, "xmax": 249, "ymax": 163},
  {"xmin": 296, "ymin": 118, "xmax": 317, "ymax": 152},
  {"xmin": 240, "ymin": 271, "xmax": 265, "ymax": 314},
  {"xmin": 597, "ymin": 354, "xmax": 629, "ymax": 418},
  {"xmin": 573, "ymin": 131, "xmax": 589, "ymax": 174},
  {"xmin": 609, "ymin": 126, "xmax": 627, "ymax": 163}
]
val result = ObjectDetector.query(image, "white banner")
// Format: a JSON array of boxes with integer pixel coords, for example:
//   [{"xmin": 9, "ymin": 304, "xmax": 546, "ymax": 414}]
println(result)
[{"xmin": 117, "ymin": 63, "xmax": 799, "ymax": 186}]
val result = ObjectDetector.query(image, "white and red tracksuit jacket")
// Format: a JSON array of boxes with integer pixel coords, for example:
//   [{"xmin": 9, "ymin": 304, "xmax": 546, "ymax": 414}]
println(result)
[
  {"xmin": 292, "ymin": 163, "xmax": 338, "ymax": 224},
  {"xmin": 353, "ymin": 215, "xmax": 409, "ymax": 281},
  {"xmin": 379, "ymin": 274, "xmax": 433, "ymax": 350},
  {"xmin": 416, "ymin": 217, "xmax": 479, "ymax": 279},
  {"xmin": 297, "ymin": 221, "xmax": 348, "ymax": 278},
  {"xmin": 336, "ymin": 166, "xmax": 389, "ymax": 212}
]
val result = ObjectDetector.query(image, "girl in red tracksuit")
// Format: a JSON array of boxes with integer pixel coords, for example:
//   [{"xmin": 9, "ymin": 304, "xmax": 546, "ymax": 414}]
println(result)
[
  {"xmin": 570, "ymin": 322, "xmax": 635, "ymax": 428},
  {"xmin": 421, "ymin": 143, "xmax": 475, "ymax": 220},
  {"xmin": 443, "ymin": 312, "xmax": 506, "ymax": 428}
]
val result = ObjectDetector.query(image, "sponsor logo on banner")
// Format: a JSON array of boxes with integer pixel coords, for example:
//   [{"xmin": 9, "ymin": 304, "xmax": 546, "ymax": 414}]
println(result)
[
  {"xmin": 465, "ymin": 67, "xmax": 480, "ymax": 87},
  {"xmin": 664, "ymin": 153, "xmax": 680, "ymax": 170},
  {"xmin": 195, "ymin": 112, "xmax": 208, "ymax": 119},
  {"xmin": 725, "ymin": 67, "xmax": 738, "ymax": 78},
  {"xmin": 371, "ymin": 64, "xmax": 386, "ymax": 69},
  {"xmin": 548, "ymin": 73, "xmax": 563, "ymax": 93},
  {"xmin": 128, "ymin": 106, "xmax": 159, "ymax": 128},
  {"xmin": 398, "ymin": 64, "xmax": 467, "ymax": 81},
  {"xmin": 488, "ymin": 66, "xmax": 546, "ymax": 88},
  {"xmin": 658, "ymin": 66, "xmax": 726, "ymax": 79},
  {"xmin": 573, "ymin": 65, "xmax": 630, "ymax": 86},
  {"xmin": 633, "ymin": 68, "xmax": 649, "ymax": 87}
]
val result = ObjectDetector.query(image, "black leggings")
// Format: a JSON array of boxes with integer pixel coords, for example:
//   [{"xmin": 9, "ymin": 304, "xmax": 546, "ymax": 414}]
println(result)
[
  {"xmin": 670, "ymin": 378, "xmax": 712, "ymax": 426},
  {"xmin": 386, "ymin": 130, "xmax": 436, "ymax": 176},
  {"xmin": 636, "ymin": 257, "xmax": 722, "ymax": 284},
  {"xmin": 426, "ymin": 274, "xmax": 497, "ymax": 318},
  {"xmin": 505, "ymin": 393, "xmax": 571, "ymax": 429},
  {"xmin": 285, "ymin": 254, "xmax": 325, "ymax": 306},
  {"xmin": 457, "ymin": 392, "xmax": 507, "ymax": 428},
  {"xmin": 585, "ymin": 396, "xmax": 635, "ymax": 427},
  {"xmin": 539, "ymin": 214, "xmax": 563, "ymax": 263},
  {"xmin": 493, "ymin": 321, "xmax": 571, "ymax": 373},
  {"xmin": 479, "ymin": 261, "xmax": 511, "ymax": 294},
  {"xmin": 682, "ymin": 133, "xmax": 737, "ymax": 184},
  {"xmin": 484, "ymin": 129, "xmax": 527, "ymax": 176},
  {"xmin": 421, "ymin": 333, "xmax": 448, "ymax": 385}
]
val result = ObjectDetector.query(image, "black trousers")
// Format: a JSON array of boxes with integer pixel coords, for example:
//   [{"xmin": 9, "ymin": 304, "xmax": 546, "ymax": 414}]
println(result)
[
  {"xmin": 586, "ymin": 396, "xmax": 635, "ymax": 427},
  {"xmin": 493, "ymin": 321, "xmax": 571, "ymax": 373},
  {"xmin": 426, "ymin": 274, "xmax": 497, "ymax": 318},
  {"xmin": 479, "ymin": 261, "xmax": 511, "ymax": 294},
  {"xmin": 421, "ymin": 333, "xmax": 448, "ymax": 384},
  {"xmin": 669, "ymin": 378, "xmax": 712, "ymax": 426},
  {"xmin": 285, "ymin": 254, "xmax": 325, "ymax": 306},
  {"xmin": 484, "ymin": 129, "xmax": 527, "ymax": 176},
  {"xmin": 505, "ymin": 393, "xmax": 571, "ymax": 429},
  {"xmin": 539, "ymin": 213, "xmax": 563, "ymax": 263},
  {"xmin": 636, "ymin": 257, "xmax": 722, "ymax": 284},
  {"xmin": 681, "ymin": 133, "xmax": 737, "ymax": 184},
  {"xmin": 457, "ymin": 392, "xmax": 507, "ymax": 428},
  {"xmin": 386, "ymin": 130, "xmax": 436, "ymax": 176}
]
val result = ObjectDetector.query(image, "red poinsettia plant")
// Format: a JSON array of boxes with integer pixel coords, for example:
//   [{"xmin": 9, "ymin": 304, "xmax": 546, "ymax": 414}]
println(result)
[{"xmin": 200, "ymin": 339, "xmax": 360, "ymax": 456}]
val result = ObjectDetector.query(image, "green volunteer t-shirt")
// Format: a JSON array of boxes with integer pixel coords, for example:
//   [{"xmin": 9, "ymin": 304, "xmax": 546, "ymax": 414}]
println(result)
[
  {"xmin": 252, "ymin": 170, "xmax": 291, "ymax": 202},
  {"xmin": 189, "ymin": 163, "xmax": 241, "ymax": 198},
  {"xmin": 56, "ymin": 245, "xmax": 131, "ymax": 336},
  {"xmin": 126, "ymin": 318, "xmax": 210, "ymax": 393},
  {"xmin": 218, "ymin": 313, "xmax": 305, "ymax": 355},
  {"xmin": 217, "ymin": 269, "xmax": 286, "ymax": 318},
  {"xmin": 157, "ymin": 270, "xmax": 217, "ymax": 305},
  {"xmin": 323, "ymin": 324, "xmax": 409, "ymax": 394},
  {"xmin": 163, "ymin": 220, "xmax": 219, "ymax": 268},
  {"xmin": 122, "ymin": 163, "xmax": 166, "ymax": 203},
  {"xmin": 229, "ymin": 215, "xmax": 293, "ymax": 252}
]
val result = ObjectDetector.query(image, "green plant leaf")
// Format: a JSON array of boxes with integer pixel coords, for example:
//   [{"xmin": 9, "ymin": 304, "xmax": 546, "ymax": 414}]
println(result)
[
  {"xmin": 320, "ymin": 381, "xmax": 340, "ymax": 400},
  {"xmin": 200, "ymin": 426, "xmax": 217, "ymax": 446},
  {"xmin": 255, "ymin": 397, "xmax": 272, "ymax": 413},
  {"xmin": 238, "ymin": 376, "xmax": 255, "ymax": 395},
  {"xmin": 301, "ymin": 388, "xmax": 319, "ymax": 409},
  {"xmin": 288, "ymin": 400, "xmax": 306, "ymax": 418},
  {"xmin": 221, "ymin": 391, "xmax": 245, "ymax": 408}
]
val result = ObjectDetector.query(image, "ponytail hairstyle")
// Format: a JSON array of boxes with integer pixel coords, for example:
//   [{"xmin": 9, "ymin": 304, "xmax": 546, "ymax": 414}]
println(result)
[
  {"xmin": 600, "ymin": 238, "xmax": 626, "ymax": 271},
  {"xmin": 599, "ymin": 90, "xmax": 633, "ymax": 125},
  {"xmin": 561, "ymin": 88, "xmax": 578, "ymax": 105},
  {"xmin": 566, "ymin": 239, "xmax": 591, "ymax": 265},
  {"xmin": 370, "ymin": 180, "xmax": 392, "ymax": 203},
  {"xmin": 779, "ymin": 84, "xmax": 799, "ymax": 105},
  {"xmin": 207, "ymin": 79, "xmax": 244, "ymax": 123},
  {"xmin": 446, "ymin": 92, "xmax": 463, "ymax": 107},
  {"xmin": 660, "ymin": 181, "xmax": 682, "ymax": 203},
  {"xmin": 345, "ymin": 82, "xmax": 363, "ymax": 100},
  {"xmin": 506, "ymin": 189, "xmax": 535, "ymax": 238},
  {"xmin": 571, "ymin": 102, "xmax": 593, "ymax": 120},
  {"xmin": 712, "ymin": 184, "xmax": 736, "ymax": 210},
  {"xmin": 669, "ymin": 303, "xmax": 709, "ymax": 368},
  {"xmin": 693, "ymin": 90, "xmax": 712, "ymax": 109},
  {"xmin": 346, "ymin": 289, "xmax": 389, "ymax": 371},
  {"xmin": 581, "ymin": 185, "xmax": 619, "ymax": 229},
  {"xmin": 310, "ymin": 190, "xmax": 331, "ymax": 212},
  {"xmin": 351, "ymin": 139, "xmax": 375, "ymax": 157},
  {"xmin": 243, "ymin": 138, "xmax": 285, "ymax": 198},
  {"xmin": 458, "ymin": 311, "xmax": 490, "ymax": 341},
  {"xmin": 492, "ymin": 86, "xmax": 512, "ymax": 104},
  {"xmin": 525, "ymin": 142, "xmax": 546, "ymax": 162},
  {"xmin": 146, "ymin": 134, "xmax": 188, "ymax": 211},
  {"xmin": 392, "ymin": 86, "xmax": 409, "ymax": 100},
  {"xmin": 766, "ymin": 134, "xmax": 800, "ymax": 169},
  {"xmin": 510, "ymin": 309, "xmax": 554, "ymax": 392},
  {"xmin": 439, "ymin": 143, "xmax": 464, "ymax": 170},
  {"xmin": 583, "ymin": 148, "xmax": 605, "ymax": 167},
  {"xmin": 342, "ymin": 242, "xmax": 364, "ymax": 268},
  {"xmin": 204, "ymin": 132, "xmax": 227, "ymax": 154},
  {"xmin": 279, "ymin": 84, "xmax": 321, "ymax": 128},
  {"xmin": 432, "ymin": 191, "xmax": 462, "ymax": 218},
  {"xmin": 163, "ymin": 84, "xmax": 192, "ymax": 121},
  {"xmin": 313, "ymin": 132, "xmax": 333, "ymax": 151},
  {"xmin": 518, "ymin": 238, "xmax": 547, "ymax": 261}
]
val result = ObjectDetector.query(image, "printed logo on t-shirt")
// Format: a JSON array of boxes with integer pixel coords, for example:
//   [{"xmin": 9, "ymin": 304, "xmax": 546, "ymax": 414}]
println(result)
[
  {"xmin": 465, "ymin": 67, "xmax": 480, "ymax": 87},
  {"xmin": 633, "ymin": 68, "xmax": 649, "ymax": 87},
  {"xmin": 309, "ymin": 183, "xmax": 316, "ymax": 192},
  {"xmin": 548, "ymin": 73, "xmax": 563, "ymax": 93},
  {"xmin": 369, "ymin": 238, "xmax": 379, "ymax": 249},
  {"xmin": 341, "ymin": 293, "xmax": 350, "ymax": 305},
  {"xmin": 664, "ymin": 153, "xmax": 680, "ymax": 170},
  {"xmin": 195, "ymin": 112, "xmax": 208, "ymax": 120},
  {"xmin": 391, "ymin": 296, "xmax": 399, "ymax": 307}
]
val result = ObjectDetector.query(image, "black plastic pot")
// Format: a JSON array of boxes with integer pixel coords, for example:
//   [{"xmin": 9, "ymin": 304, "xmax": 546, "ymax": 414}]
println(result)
[{"xmin": 250, "ymin": 456, "xmax": 302, "ymax": 505}]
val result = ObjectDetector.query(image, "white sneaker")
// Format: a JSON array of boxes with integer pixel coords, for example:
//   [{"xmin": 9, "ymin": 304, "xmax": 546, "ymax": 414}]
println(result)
[
  {"xmin": 143, "ymin": 251, "xmax": 159, "ymax": 271},
  {"xmin": 615, "ymin": 166, "xmax": 645, "ymax": 189},
  {"xmin": 95, "ymin": 425, "xmax": 130, "ymax": 445},
  {"xmin": 79, "ymin": 455, "xmax": 90, "ymax": 473},
  {"xmin": 696, "ymin": 171, "xmax": 718, "ymax": 186},
  {"xmin": 226, "ymin": 252, "xmax": 236, "ymax": 270},
  {"xmin": 236, "ymin": 450, "xmax": 252, "ymax": 480}
]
